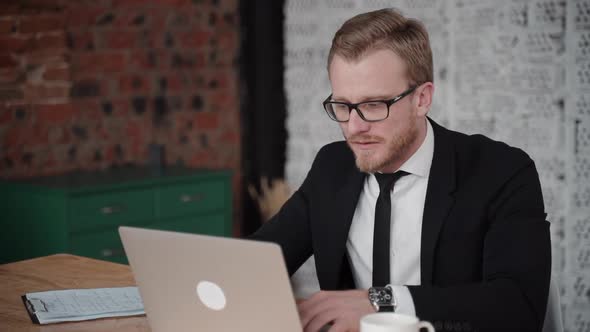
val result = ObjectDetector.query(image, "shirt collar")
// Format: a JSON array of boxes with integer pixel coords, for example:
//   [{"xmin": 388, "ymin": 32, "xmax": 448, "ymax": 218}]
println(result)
[{"xmin": 398, "ymin": 119, "xmax": 434, "ymax": 178}]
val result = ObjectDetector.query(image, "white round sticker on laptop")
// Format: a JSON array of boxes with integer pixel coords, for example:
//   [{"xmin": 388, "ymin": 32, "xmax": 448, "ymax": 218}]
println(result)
[{"xmin": 196, "ymin": 281, "xmax": 226, "ymax": 311}]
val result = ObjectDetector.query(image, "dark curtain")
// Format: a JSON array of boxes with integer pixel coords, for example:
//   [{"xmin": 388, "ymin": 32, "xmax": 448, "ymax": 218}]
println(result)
[{"xmin": 240, "ymin": 0, "xmax": 287, "ymax": 235}]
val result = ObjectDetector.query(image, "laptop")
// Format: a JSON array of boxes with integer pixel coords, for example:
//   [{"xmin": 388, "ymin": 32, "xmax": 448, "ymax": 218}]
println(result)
[{"xmin": 119, "ymin": 226, "xmax": 302, "ymax": 332}]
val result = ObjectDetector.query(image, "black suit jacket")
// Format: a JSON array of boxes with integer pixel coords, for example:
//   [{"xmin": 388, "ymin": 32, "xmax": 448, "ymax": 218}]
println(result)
[{"xmin": 251, "ymin": 119, "xmax": 551, "ymax": 332}]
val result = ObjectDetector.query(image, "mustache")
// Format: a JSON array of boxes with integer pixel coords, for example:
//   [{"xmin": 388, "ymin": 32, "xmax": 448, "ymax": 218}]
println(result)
[{"xmin": 346, "ymin": 134, "xmax": 384, "ymax": 143}]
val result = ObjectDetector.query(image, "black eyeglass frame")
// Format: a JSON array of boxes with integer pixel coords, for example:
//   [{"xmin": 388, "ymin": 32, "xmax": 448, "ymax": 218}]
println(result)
[{"xmin": 322, "ymin": 85, "xmax": 418, "ymax": 123}]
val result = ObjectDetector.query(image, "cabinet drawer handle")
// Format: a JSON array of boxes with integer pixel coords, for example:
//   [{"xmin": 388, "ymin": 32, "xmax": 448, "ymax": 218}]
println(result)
[
  {"xmin": 180, "ymin": 194, "xmax": 204, "ymax": 203},
  {"xmin": 100, "ymin": 205, "xmax": 125, "ymax": 214},
  {"xmin": 101, "ymin": 248, "xmax": 125, "ymax": 257}
]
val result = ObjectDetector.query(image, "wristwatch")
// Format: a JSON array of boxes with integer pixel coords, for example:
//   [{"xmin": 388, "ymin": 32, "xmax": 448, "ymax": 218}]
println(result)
[{"xmin": 368, "ymin": 285, "xmax": 396, "ymax": 312}]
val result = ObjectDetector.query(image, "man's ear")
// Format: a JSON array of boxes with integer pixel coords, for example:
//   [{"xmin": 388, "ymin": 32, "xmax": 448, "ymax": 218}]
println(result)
[{"xmin": 414, "ymin": 82, "xmax": 434, "ymax": 117}]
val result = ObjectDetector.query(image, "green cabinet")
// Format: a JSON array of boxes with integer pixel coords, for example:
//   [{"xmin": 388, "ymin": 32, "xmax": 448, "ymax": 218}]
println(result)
[{"xmin": 0, "ymin": 167, "xmax": 232, "ymax": 264}]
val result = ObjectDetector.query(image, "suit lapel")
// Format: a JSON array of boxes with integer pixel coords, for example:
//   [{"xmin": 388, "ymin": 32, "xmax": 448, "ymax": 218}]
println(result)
[
  {"xmin": 421, "ymin": 119, "xmax": 457, "ymax": 285},
  {"xmin": 315, "ymin": 166, "xmax": 365, "ymax": 290}
]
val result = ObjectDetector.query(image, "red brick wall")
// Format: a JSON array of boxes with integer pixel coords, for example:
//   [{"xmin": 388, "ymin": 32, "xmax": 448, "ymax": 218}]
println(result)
[
  {"xmin": 0, "ymin": 0, "xmax": 240, "ymax": 179},
  {"xmin": 0, "ymin": 0, "xmax": 241, "ymax": 232}
]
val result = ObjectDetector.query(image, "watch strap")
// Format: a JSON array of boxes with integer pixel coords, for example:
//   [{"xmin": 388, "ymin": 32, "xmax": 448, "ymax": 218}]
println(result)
[{"xmin": 378, "ymin": 305, "xmax": 394, "ymax": 312}]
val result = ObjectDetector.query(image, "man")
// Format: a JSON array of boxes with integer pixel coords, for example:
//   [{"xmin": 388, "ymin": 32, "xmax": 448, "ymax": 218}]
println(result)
[{"xmin": 252, "ymin": 8, "xmax": 550, "ymax": 332}]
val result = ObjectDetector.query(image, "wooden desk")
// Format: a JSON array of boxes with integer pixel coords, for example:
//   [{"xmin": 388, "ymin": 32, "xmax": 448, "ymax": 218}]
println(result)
[{"xmin": 0, "ymin": 254, "xmax": 150, "ymax": 332}]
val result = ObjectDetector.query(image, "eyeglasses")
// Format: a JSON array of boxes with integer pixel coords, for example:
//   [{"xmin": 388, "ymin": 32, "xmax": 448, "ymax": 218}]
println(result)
[{"xmin": 322, "ymin": 86, "xmax": 417, "ymax": 122}]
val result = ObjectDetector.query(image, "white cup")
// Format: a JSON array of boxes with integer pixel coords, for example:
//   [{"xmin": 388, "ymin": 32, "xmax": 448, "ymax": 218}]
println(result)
[{"xmin": 360, "ymin": 313, "xmax": 435, "ymax": 332}]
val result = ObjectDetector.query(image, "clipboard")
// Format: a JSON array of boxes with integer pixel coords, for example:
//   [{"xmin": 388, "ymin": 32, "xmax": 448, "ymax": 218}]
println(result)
[
  {"xmin": 20, "ymin": 287, "xmax": 145, "ymax": 325},
  {"xmin": 21, "ymin": 295, "xmax": 42, "ymax": 324}
]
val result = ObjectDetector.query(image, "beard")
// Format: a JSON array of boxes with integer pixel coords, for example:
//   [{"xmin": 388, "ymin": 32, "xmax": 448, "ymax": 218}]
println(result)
[{"xmin": 346, "ymin": 121, "xmax": 419, "ymax": 173}]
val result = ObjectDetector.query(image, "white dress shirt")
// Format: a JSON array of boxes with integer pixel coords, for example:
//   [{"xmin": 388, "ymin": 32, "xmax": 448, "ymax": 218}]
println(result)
[{"xmin": 346, "ymin": 120, "xmax": 434, "ymax": 315}]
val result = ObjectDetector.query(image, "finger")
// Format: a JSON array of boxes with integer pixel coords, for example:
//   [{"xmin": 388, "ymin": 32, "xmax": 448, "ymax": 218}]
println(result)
[
  {"xmin": 303, "ymin": 294, "xmax": 358, "ymax": 331},
  {"xmin": 247, "ymin": 184, "xmax": 259, "ymax": 200},
  {"xmin": 304, "ymin": 308, "xmax": 341, "ymax": 332},
  {"xmin": 260, "ymin": 176, "xmax": 270, "ymax": 194},
  {"xmin": 277, "ymin": 180, "xmax": 291, "ymax": 195},
  {"xmin": 298, "ymin": 290, "xmax": 362, "ymax": 327},
  {"xmin": 295, "ymin": 298, "xmax": 306, "ymax": 304},
  {"xmin": 269, "ymin": 178, "xmax": 278, "ymax": 189},
  {"xmin": 298, "ymin": 291, "xmax": 331, "ymax": 326},
  {"xmin": 328, "ymin": 318, "xmax": 358, "ymax": 332}
]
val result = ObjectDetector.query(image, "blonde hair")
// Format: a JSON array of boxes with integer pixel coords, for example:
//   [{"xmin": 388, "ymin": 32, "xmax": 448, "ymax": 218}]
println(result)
[{"xmin": 327, "ymin": 8, "xmax": 433, "ymax": 85}]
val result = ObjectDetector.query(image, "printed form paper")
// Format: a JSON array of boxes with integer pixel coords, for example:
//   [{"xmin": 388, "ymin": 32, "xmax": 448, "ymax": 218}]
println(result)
[{"xmin": 23, "ymin": 286, "xmax": 145, "ymax": 324}]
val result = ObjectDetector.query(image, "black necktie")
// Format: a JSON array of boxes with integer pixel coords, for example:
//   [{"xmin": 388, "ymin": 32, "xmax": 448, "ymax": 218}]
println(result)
[{"xmin": 372, "ymin": 171, "xmax": 408, "ymax": 287}]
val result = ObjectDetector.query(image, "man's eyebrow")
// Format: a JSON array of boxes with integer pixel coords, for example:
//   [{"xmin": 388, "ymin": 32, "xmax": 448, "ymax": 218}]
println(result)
[
  {"xmin": 331, "ymin": 94, "xmax": 393, "ymax": 102},
  {"xmin": 330, "ymin": 95, "xmax": 348, "ymax": 102}
]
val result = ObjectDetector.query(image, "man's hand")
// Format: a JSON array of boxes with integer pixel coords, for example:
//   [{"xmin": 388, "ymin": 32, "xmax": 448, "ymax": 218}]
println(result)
[{"xmin": 297, "ymin": 289, "xmax": 375, "ymax": 332}]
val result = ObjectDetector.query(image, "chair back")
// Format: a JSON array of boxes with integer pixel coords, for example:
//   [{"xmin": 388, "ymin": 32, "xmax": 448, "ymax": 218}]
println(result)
[{"xmin": 542, "ymin": 275, "xmax": 564, "ymax": 332}]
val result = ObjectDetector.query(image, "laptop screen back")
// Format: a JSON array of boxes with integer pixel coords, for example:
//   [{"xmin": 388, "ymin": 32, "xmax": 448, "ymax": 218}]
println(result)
[{"xmin": 119, "ymin": 226, "xmax": 302, "ymax": 332}]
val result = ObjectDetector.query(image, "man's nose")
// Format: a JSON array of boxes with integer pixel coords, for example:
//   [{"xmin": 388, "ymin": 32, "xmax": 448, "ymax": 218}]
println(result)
[{"xmin": 346, "ymin": 108, "xmax": 370, "ymax": 134}]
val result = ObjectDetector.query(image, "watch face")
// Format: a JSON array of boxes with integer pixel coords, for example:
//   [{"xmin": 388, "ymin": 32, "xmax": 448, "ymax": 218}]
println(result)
[{"xmin": 369, "ymin": 287, "xmax": 392, "ymax": 304}]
